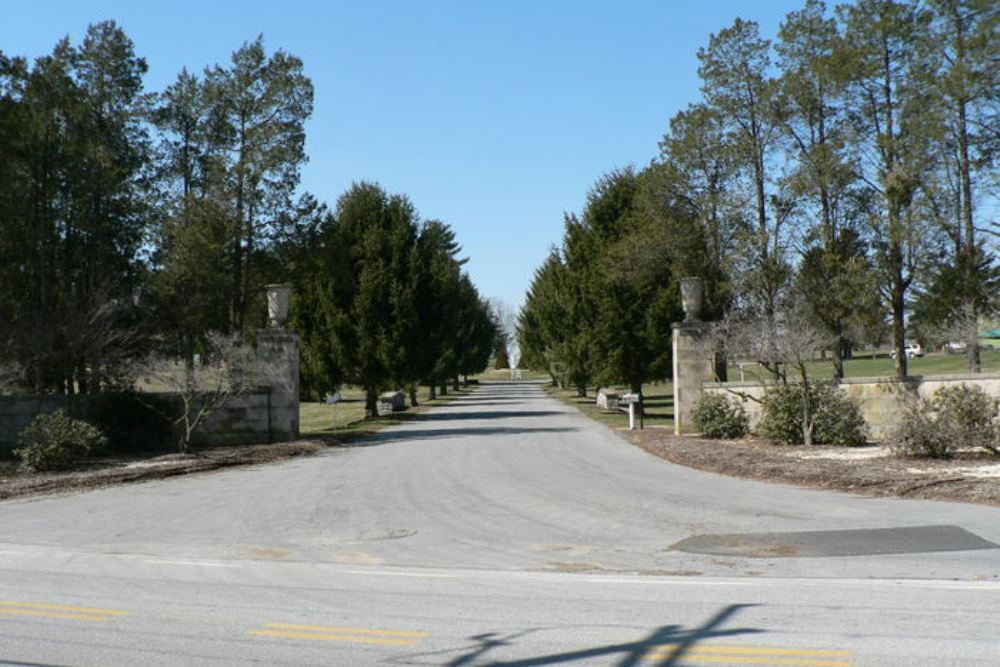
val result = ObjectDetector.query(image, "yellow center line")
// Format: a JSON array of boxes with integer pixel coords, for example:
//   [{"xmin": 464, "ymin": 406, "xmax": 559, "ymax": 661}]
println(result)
[
  {"xmin": 0, "ymin": 600, "xmax": 128, "ymax": 616},
  {"xmin": 651, "ymin": 656, "xmax": 851, "ymax": 667},
  {"xmin": 652, "ymin": 645, "xmax": 851, "ymax": 657},
  {"xmin": 264, "ymin": 623, "xmax": 428, "ymax": 638},
  {"xmin": 0, "ymin": 608, "xmax": 112, "ymax": 622},
  {"xmin": 247, "ymin": 629, "xmax": 418, "ymax": 646}
]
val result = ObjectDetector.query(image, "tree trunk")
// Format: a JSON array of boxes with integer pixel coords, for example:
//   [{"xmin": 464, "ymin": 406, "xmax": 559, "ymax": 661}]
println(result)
[
  {"xmin": 439, "ymin": 382, "xmax": 448, "ymax": 396},
  {"xmin": 799, "ymin": 368, "xmax": 813, "ymax": 447},
  {"xmin": 452, "ymin": 376, "xmax": 460, "ymax": 392},
  {"xmin": 409, "ymin": 385, "xmax": 419, "ymax": 408},
  {"xmin": 714, "ymin": 350, "xmax": 728, "ymax": 383},
  {"xmin": 890, "ymin": 240, "xmax": 907, "ymax": 379},
  {"xmin": 427, "ymin": 383, "xmax": 437, "ymax": 401},
  {"xmin": 364, "ymin": 387, "xmax": 379, "ymax": 420},
  {"xmin": 831, "ymin": 335, "xmax": 845, "ymax": 380},
  {"xmin": 575, "ymin": 384, "xmax": 587, "ymax": 398}
]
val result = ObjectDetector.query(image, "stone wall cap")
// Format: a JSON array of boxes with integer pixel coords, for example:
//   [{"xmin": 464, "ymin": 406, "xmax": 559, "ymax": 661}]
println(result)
[
  {"xmin": 703, "ymin": 381, "xmax": 763, "ymax": 388},
  {"xmin": 379, "ymin": 390, "xmax": 405, "ymax": 399},
  {"xmin": 706, "ymin": 372, "xmax": 1000, "ymax": 389},
  {"xmin": 672, "ymin": 321, "xmax": 710, "ymax": 331}
]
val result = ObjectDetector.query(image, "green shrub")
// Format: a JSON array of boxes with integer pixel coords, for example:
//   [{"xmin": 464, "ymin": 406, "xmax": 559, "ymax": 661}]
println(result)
[
  {"xmin": 812, "ymin": 386, "xmax": 870, "ymax": 447},
  {"xmin": 934, "ymin": 385, "xmax": 999, "ymax": 456},
  {"xmin": 14, "ymin": 409, "xmax": 107, "ymax": 472},
  {"xmin": 691, "ymin": 393, "xmax": 749, "ymax": 439},
  {"xmin": 892, "ymin": 384, "xmax": 999, "ymax": 459},
  {"xmin": 758, "ymin": 383, "xmax": 867, "ymax": 446}
]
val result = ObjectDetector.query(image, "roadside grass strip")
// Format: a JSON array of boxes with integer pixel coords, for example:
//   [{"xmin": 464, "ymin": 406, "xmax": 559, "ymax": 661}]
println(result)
[
  {"xmin": 247, "ymin": 622, "xmax": 428, "ymax": 646},
  {"xmin": 0, "ymin": 599, "xmax": 128, "ymax": 622},
  {"xmin": 648, "ymin": 643, "xmax": 852, "ymax": 667}
]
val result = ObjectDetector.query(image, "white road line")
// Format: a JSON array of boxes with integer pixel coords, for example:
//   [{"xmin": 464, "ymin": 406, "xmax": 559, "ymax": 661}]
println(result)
[
  {"xmin": 345, "ymin": 570, "xmax": 459, "ymax": 579},
  {"xmin": 143, "ymin": 559, "xmax": 242, "ymax": 568},
  {"xmin": 589, "ymin": 578, "xmax": 760, "ymax": 586}
]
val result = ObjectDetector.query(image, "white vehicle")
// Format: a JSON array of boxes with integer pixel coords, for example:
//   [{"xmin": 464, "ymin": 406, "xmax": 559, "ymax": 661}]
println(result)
[{"xmin": 891, "ymin": 343, "xmax": 923, "ymax": 359}]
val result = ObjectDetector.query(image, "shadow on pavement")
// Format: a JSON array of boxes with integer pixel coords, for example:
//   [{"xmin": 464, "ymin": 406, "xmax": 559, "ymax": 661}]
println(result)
[
  {"xmin": 429, "ymin": 604, "xmax": 760, "ymax": 666},
  {"xmin": 344, "ymin": 426, "xmax": 579, "ymax": 446},
  {"xmin": 447, "ymin": 400, "xmax": 530, "ymax": 407},
  {"xmin": 413, "ymin": 411, "xmax": 565, "ymax": 422}
]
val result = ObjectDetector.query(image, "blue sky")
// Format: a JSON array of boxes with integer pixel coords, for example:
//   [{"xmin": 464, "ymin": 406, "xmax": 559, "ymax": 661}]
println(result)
[{"xmin": 3, "ymin": 0, "xmax": 804, "ymax": 309}]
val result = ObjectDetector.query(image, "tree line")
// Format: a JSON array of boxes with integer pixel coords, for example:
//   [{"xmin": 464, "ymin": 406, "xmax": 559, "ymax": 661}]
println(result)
[
  {"xmin": 0, "ymin": 21, "xmax": 498, "ymax": 415},
  {"xmin": 519, "ymin": 0, "xmax": 998, "ymax": 391}
]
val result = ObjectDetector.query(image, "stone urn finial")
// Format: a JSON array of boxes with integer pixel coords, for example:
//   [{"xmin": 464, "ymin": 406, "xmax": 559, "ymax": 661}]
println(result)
[
  {"xmin": 680, "ymin": 277, "xmax": 703, "ymax": 322},
  {"xmin": 266, "ymin": 284, "xmax": 292, "ymax": 328}
]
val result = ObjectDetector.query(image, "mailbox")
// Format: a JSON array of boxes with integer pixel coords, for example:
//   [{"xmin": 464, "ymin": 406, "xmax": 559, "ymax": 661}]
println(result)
[{"xmin": 621, "ymin": 393, "xmax": 640, "ymax": 404}]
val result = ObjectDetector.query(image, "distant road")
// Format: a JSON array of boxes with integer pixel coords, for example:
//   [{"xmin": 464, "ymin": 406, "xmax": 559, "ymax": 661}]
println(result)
[{"xmin": 1, "ymin": 381, "xmax": 998, "ymax": 666}]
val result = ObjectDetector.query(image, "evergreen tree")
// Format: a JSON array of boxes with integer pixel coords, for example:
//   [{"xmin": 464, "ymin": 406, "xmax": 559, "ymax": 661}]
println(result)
[
  {"xmin": 0, "ymin": 22, "xmax": 149, "ymax": 393},
  {"xmin": 776, "ymin": 0, "xmax": 865, "ymax": 377},
  {"xmin": 920, "ymin": 0, "xmax": 999, "ymax": 371},
  {"xmin": 206, "ymin": 36, "xmax": 313, "ymax": 334},
  {"xmin": 837, "ymin": 0, "xmax": 933, "ymax": 377},
  {"xmin": 698, "ymin": 18, "xmax": 790, "ymax": 321},
  {"xmin": 410, "ymin": 220, "xmax": 464, "ymax": 401}
]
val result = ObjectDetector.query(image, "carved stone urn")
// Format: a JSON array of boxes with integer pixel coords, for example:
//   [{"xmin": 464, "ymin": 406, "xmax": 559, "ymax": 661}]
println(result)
[
  {"xmin": 680, "ymin": 277, "xmax": 703, "ymax": 322},
  {"xmin": 266, "ymin": 284, "xmax": 292, "ymax": 328}
]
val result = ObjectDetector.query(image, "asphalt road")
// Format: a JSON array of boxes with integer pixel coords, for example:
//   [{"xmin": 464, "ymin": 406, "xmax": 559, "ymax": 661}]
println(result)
[{"xmin": 1, "ymin": 381, "xmax": 999, "ymax": 666}]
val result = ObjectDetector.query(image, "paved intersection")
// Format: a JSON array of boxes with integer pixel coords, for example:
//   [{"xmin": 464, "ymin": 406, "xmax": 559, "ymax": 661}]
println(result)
[{"xmin": 0, "ymin": 382, "xmax": 998, "ymax": 665}]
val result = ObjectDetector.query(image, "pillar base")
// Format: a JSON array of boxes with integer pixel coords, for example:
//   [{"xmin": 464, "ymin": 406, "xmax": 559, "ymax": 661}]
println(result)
[
  {"xmin": 672, "ymin": 321, "xmax": 709, "ymax": 435},
  {"xmin": 257, "ymin": 329, "xmax": 300, "ymax": 441}
]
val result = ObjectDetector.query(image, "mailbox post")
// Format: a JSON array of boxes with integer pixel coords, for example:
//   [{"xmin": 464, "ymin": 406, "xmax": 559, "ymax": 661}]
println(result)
[
  {"xmin": 621, "ymin": 393, "xmax": 641, "ymax": 430},
  {"xmin": 325, "ymin": 391, "xmax": 342, "ymax": 431}
]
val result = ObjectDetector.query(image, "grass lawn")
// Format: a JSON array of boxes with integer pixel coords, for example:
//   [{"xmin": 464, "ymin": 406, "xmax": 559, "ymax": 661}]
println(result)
[
  {"xmin": 299, "ymin": 383, "xmax": 473, "ymax": 441},
  {"xmin": 728, "ymin": 349, "xmax": 1000, "ymax": 383},
  {"xmin": 543, "ymin": 382, "xmax": 674, "ymax": 431}
]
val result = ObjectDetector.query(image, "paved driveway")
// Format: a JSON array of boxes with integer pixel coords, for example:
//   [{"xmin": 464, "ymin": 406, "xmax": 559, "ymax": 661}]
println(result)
[{"xmin": 0, "ymin": 382, "xmax": 998, "ymax": 666}]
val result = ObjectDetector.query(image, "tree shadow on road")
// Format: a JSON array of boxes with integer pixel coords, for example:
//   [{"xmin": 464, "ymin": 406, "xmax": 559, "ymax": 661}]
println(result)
[
  {"xmin": 411, "ymin": 604, "xmax": 760, "ymax": 666},
  {"xmin": 341, "ymin": 425, "xmax": 580, "ymax": 446},
  {"xmin": 412, "ymin": 410, "xmax": 565, "ymax": 422}
]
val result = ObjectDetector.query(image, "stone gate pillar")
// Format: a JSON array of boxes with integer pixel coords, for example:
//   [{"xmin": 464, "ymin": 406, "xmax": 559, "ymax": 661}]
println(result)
[
  {"xmin": 672, "ymin": 322, "xmax": 709, "ymax": 435},
  {"xmin": 257, "ymin": 285, "xmax": 300, "ymax": 441},
  {"xmin": 672, "ymin": 277, "xmax": 710, "ymax": 435}
]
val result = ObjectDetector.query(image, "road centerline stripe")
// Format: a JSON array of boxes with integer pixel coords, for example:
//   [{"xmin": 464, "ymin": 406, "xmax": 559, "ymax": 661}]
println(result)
[
  {"xmin": 0, "ymin": 608, "xmax": 111, "ymax": 622},
  {"xmin": 0, "ymin": 600, "xmax": 128, "ymax": 623}
]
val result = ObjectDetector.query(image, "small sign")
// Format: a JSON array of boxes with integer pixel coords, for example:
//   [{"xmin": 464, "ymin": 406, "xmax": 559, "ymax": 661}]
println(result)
[
  {"xmin": 325, "ymin": 392, "xmax": 342, "ymax": 405},
  {"xmin": 621, "ymin": 393, "xmax": 641, "ymax": 404}
]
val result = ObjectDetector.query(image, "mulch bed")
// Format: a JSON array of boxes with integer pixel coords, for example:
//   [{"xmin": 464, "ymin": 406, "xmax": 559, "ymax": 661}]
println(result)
[
  {"xmin": 0, "ymin": 440, "xmax": 330, "ymax": 502},
  {"xmin": 624, "ymin": 429, "xmax": 1000, "ymax": 507}
]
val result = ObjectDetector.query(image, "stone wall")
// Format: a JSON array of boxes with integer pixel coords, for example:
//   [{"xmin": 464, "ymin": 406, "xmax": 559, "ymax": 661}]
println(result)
[
  {"xmin": 0, "ymin": 390, "xmax": 279, "ymax": 455},
  {"xmin": 703, "ymin": 373, "xmax": 1000, "ymax": 438},
  {"xmin": 0, "ymin": 395, "xmax": 79, "ymax": 454},
  {"xmin": 0, "ymin": 328, "xmax": 301, "ymax": 455}
]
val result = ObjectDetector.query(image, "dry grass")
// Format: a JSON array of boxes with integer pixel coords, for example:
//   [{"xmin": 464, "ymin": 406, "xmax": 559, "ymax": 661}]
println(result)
[{"xmin": 542, "ymin": 383, "xmax": 674, "ymax": 431}]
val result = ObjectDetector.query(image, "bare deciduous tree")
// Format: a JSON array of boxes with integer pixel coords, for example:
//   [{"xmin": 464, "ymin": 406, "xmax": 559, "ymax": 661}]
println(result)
[
  {"xmin": 137, "ymin": 332, "xmax": 260, "ymax": 453},
  {"xmin": 706, "ymin": 303, "xmax": 834, "ymax": 445},
  {"xmin": 0, "ymin": 362, "xmax": 24, "ymax": 396}
]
